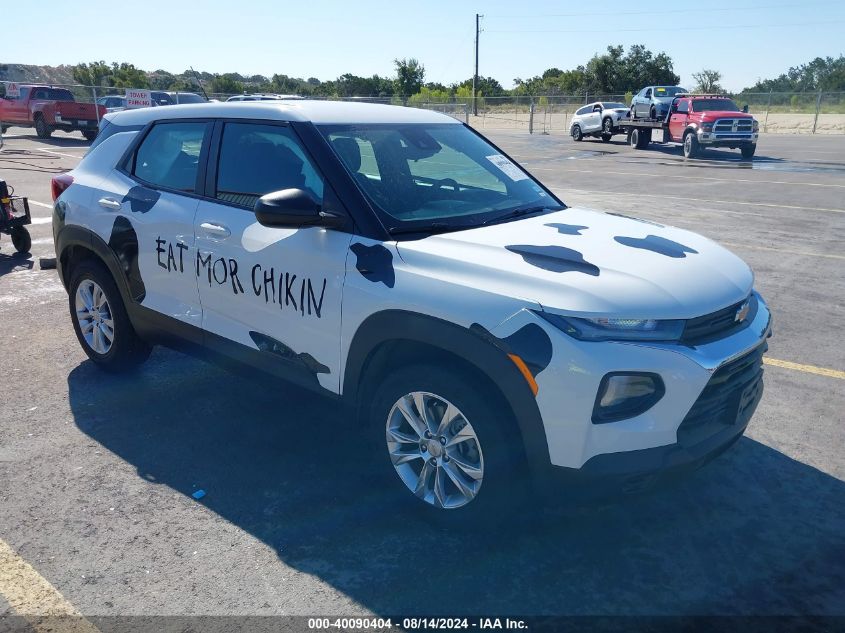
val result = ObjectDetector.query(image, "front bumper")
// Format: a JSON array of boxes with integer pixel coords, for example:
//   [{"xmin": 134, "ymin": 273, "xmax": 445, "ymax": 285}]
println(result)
[
  {"xmin": 502, "ymin": 291, "xmax": 772, "ymax": 494},
  {"xmin": 697, "ymin": 130, "xmax": 758, "ymax": 146}
]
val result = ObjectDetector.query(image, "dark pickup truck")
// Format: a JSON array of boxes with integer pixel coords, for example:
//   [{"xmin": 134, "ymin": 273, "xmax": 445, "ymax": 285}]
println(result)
[{"xmin": 0, "ymin": 85, "xmax": 106, "ymax": 141}]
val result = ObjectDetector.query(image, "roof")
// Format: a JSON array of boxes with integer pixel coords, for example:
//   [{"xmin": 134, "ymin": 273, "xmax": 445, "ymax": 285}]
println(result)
[{"xmin": 105, "ymin": 100, "xmax": 460, "ymax": 126}]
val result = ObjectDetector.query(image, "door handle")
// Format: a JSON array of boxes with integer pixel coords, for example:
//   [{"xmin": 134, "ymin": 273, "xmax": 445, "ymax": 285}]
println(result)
[
  {"xmin": 98, "ymin": 197, "xmax": 122, "ymax": 210},
  {"xmin": 200, "ymin": 222, "xmax": 231, "ymax": 239}
]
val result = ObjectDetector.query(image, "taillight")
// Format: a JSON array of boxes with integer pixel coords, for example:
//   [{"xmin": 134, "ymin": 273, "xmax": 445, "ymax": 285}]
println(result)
[{"xmin": 51, "ymin": 173, "xmax": 74, "ymax": 201}]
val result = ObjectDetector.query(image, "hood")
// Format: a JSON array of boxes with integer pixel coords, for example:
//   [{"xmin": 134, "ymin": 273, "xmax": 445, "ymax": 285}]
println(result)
[
  {"xmin": 696, "ymin": 111, "xmax": 755, "ymax": 120},
  {"xmin": 395, "ymin": 208, "xmax": 753, "ymax": 320}
]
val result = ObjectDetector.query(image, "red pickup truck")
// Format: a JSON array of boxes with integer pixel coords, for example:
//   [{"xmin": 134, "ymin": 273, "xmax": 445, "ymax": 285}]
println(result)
[
  {"xmin": 0, "ymin": 85, "xmax": 106, "ymax": 141},
  {"xmin": 621, "ymin": 94, "xmax": 759, "ymax": 159}
]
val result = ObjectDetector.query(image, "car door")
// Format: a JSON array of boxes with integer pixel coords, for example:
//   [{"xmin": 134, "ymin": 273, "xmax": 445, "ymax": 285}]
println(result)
[
  {"xmin": 4, "ymin": 87, "xmax": 31, "ymax": 124},
  {"xmin": 638, "ymin": 88, "xmax": 652, "ymax": 118},
  {"xmin": 668, "ymin": 98, "xmax": 690, "ymax": 141},
  {"xmin": 89, "ymin": 120, "xmax": 211, "ymax": 334},
  {"xmin": 194, "ymin": 120, "xmax": 352, "ymax": 393}
]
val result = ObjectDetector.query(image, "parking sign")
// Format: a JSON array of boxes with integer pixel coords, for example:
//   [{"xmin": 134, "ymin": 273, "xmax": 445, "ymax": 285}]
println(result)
[{"xmin": 125, "ymin": 89, "xmax": 152, "ymax": 109}]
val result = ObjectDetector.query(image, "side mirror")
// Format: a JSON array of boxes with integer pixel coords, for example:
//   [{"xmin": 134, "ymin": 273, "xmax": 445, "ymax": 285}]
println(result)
[
  {"xmin": 254, "ymin": 188, "xmax": 344, "ymax": 229},
  {"xmin": 742, "ymin": 104, "xmax": 749, "ymax": 113},
  {"xmin": 671, "ymin": 103, "xmax": 678, "ymax": 112}
]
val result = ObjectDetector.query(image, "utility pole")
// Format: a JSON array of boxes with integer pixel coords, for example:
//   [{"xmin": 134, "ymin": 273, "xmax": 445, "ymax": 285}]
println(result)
[{"xmin": 473, "ymin": 13, "xmax": 482, "ymax": 116}]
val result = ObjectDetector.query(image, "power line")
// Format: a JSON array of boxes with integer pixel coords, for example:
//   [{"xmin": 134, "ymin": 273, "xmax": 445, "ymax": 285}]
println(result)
[
  {"xmin": 485, "ymin": 20, "xmax": 845, "ymax": 34},
  {"xmin": 485, "ymin": 1, "xmax": 840, "ymax": 19}
]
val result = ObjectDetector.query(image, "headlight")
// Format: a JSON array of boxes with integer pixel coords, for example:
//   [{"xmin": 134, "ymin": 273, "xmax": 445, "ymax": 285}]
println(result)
[
  {"xmin": 538, "ymin": 312, "xmax": 685, "ymax": 342},
  {"xmin": 752, "ymin": 120, "xmax": 759, "ymax": 131},
  {"xmin": 701, "ymin": 122, "xmax": 714, "ymax": 132}
]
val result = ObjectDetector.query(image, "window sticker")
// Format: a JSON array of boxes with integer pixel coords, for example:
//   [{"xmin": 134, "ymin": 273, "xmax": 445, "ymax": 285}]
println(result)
[{"xmin": 486, "ymin": 154, "xmax": 528, "ymax": 181}]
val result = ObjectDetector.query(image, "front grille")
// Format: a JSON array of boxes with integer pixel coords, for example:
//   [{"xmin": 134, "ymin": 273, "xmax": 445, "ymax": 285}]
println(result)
[
  {"xmin": 681, "ymin": 295, "xmax": 756, "ymax": 345},
  {"xmin": 677, "ymin": 342, "xmax": 766, "ymax": 447},
  {"xmin": 714, "ymin": 118, "xmax": 753, "ymax": 133}
]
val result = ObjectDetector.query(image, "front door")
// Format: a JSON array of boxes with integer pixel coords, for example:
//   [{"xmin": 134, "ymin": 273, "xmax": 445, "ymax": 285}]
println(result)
[
  {"xmin": 194, "ymin": 121, "xmax": 351, "ymax": 393},
  {"xmin": 669, "ymin": 100, "xmax": 690, "ymax": 141}
]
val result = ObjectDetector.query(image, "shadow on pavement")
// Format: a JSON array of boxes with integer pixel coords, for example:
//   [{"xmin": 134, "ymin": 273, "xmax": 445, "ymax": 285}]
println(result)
[
  {"xmin": 0, "ymin": 251, "xmax": 33, "ymax": 276},
  {"xmin": 68, "ymin": 348, "xmax": 845, "ymax": 615}
]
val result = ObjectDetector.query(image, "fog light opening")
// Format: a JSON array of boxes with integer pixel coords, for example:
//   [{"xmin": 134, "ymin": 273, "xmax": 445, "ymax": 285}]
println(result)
[{"xmin": 592, "ymin": 372, "xmax": 665, "ymax": 424}]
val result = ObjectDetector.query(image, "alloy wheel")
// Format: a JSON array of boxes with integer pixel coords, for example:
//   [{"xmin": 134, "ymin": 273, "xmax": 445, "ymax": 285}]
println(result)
[
  {"xmin": 386, "ymin": 391, "xmax": 484, "ymax": 509},
  {"xmin": 75, "ymin": 279, "xmax": 115, "ymax": 355}
]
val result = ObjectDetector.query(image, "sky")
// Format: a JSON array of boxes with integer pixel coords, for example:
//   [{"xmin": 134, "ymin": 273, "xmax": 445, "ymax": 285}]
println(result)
[{"xmin": 4, "ymin": 0, "xmax": 844, "ymax": 92}]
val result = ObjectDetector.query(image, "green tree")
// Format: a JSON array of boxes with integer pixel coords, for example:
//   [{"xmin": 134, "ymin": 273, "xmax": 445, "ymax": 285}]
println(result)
[
  {"xmin": 692, "ymin": 69, "xmax": 724, "ymax": 94},
  {"xmin": 394, "ymin": 58, "xmax": 425, "ymax": 104},
  {"xmin": 109, "ymin": 63, "xmax": 150, "ymax": 88},
  {"xmin": 72, "ymin": 61, "xmax": 112, "ymax": 86},
  {"xmin": 209, "ymin": 73, "xmax": 244, "ymax": 95}
]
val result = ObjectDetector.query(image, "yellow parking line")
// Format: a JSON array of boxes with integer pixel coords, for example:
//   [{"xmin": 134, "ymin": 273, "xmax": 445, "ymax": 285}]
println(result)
[
  {"xmin": 764, "ymin": 357, "xmax": 845, "ymax": 380},
  {"xmin": 0, "ymin": 538, "xmax": 100, "ymax": 632}
]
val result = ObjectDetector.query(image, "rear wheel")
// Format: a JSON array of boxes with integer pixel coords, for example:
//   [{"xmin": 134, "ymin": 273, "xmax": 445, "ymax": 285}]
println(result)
[
  {"xmin": 630, "ymin": 128, "xmax": 650, "ymax": 149},
  {"xmin": 34, "ymin": 114, "xmax": 53, "ymax": 139},
  {"xmin": 68, "ymin": 259, "xmax": 151, "ymax": 371},
  {"xmin": 571, "ymin": 124, "xmax": 583, "ymax": 141},
  {"xmin": 683, "ymin": 131, "xmax": 700, "ymax": 159},
  {"xmin": 367, "ymin": 364, "xmax": 530, "ymax": 525},
  {"xmin": 10, "ymin": 226, "xmax": 31, "ymax": 253},
  {"xmin": 82, "ymin": 130, "xmax": 97, "ymax": 141},
  {"xmin": 649, "ymin": 105, "xmax": 657, "ymax": 120},
  {"xmin": 740, "ymin": 144, "xmax": 756, "ymax": 159}
]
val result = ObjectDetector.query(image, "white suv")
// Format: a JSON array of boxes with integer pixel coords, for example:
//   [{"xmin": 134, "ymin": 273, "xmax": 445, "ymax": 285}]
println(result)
[
  {"xmin": 570, "ymin": 101, "xmax": 631, "ymax": 142},
  {"xmin": 52, "ymin": 101, "xmax": 771, "ymax": 520}
]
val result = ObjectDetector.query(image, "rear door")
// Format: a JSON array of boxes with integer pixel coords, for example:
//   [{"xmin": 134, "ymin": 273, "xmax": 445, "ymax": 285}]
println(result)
[
  {"xmin": 194, "ymin": 120, "xmax": 351, "ymax": 392},
  {"xmin": 88, "ymin": 120, "xmax": 211, "ymax": 334}
]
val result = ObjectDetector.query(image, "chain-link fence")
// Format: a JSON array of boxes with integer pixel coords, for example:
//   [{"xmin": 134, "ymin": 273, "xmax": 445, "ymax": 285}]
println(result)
[{"xmin": 3, "ymin": 81, "xmax": 843, "ymax": 135}]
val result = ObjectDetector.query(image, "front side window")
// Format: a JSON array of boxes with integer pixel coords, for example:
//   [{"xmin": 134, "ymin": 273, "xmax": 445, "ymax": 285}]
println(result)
[
  {"xmin": 133, "ymin": 121, "xmax": 209, "ymax": 192},
  {"xmin": 677, "ymin": 100, "xmax": 689, "ymax": 114},
  {"xmin": 215, "ymin": 122, "xmax": 324, "ymax": 208},
  {"xmin": 320, "ymin": 123, "xmax": 562, "ymax": 234}
]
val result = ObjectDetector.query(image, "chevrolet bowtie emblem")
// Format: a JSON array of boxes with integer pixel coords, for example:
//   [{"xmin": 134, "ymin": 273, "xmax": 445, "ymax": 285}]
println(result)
[{"xmin": 735, "ymin": 300, "xmax": 750, "ymax": 323}]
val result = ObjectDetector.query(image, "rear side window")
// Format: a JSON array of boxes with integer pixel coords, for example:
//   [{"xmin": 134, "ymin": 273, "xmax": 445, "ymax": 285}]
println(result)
[
  {"xmin": 215, "ymin": 122, "xmax": 324, "ymax": 208},
  {"xmin": 133, "ymin": 122, "xmax": 209, "ymax": 192},
  {"xmin": 575, "ymin": 106, "xmax": 591, "ymax": 116}
]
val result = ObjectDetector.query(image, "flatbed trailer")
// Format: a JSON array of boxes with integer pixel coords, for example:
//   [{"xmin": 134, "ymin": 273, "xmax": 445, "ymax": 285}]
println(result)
[{"xmin": 617, "ymin": 116, "xmax": 673, "ymax": 149}]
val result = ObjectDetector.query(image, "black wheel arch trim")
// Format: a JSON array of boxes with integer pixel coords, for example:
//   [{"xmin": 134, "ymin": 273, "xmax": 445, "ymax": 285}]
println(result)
[{"xmin": 343, "ymin": 309, "xmax": 553, "ymax": 474}]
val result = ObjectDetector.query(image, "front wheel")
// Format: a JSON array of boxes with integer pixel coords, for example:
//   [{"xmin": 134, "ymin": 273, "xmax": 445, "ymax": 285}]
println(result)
[
  {"xmin": 741, "ymin": 144, "xmax": 756, "ymax": 159},
  {"xmin": 68, "ymin": 259, "xmax": 151, "ymax": 371},
  {"xmin": 367, "ymin": 364, "xmax": 529, "ymax": 525},
  {"xmin": 571, "ymin": 124, "xmax": 583, "ymax": 141},
  {"xmin": 683, "ymin": 131, "xmax": 700, "ymax": 159}
]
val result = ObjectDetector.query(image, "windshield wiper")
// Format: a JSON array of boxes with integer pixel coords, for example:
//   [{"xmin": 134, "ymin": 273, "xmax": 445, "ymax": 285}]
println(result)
[
  {"xmin": 480, "ymin": 204, "xmax": 563, "ymax": 226},
  {"xmin": 387, "ymin": 222, "xmax": 454, "ymax": 236}
]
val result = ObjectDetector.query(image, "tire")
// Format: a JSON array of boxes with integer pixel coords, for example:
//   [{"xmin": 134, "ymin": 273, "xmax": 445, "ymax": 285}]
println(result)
[
  {"xmin": 10, "ymin": 226, "xmax": 31, "ymax": 254},
  {"xmin": 601, "ymin": 133, "xmax": 612, "ymax": 142},
  {"xmin": 683, "ymin": 131, "xmax": 700, "ymax": 159},
  {"xmin": 68, "ymin": 259, "xmax": 151, "ymax": 372},
  {"xmin": 82, "ymin": 130, "xmax": 97, "ymax": 142},
  {"xmin": 630, "ymin": 128, "xmax": 650, "ymax": 149},
  {"xmin": 365, "ymin": 363, "xmax": 530, "ymax": 526},
  {"xmin": 602, "ymin": 117, "xmax": 614, "ymax": 136},
  {"xmin": 741, "ymin": 144, "xmax": 756, "ymax": 159},
  {"xmin": 571, "ymin": 124, "xmax": 583, "ymax": 141},
  {"xmin": 1, "ymin": 125, "xmax": 8, "ymax": 134},
  {"xmin": 34, "ymin": 114, "xmax": 53, "ymax": 139}
]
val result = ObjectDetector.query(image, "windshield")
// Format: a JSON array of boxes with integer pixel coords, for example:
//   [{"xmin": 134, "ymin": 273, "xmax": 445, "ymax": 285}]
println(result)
[
  {"xmin": 319, "ymin": 123, "xmax": 562, "ymax": 234},
  {"xmin": 601, "ymin": 102, "xmax": 628, "ymax": 109},
  {"xmin": 692, "ymin": 99, "xmax": 740, "ymax": 112},
  {"xmin": 653, "ymin": 87, "xmax": 685, "ymax": 98}
]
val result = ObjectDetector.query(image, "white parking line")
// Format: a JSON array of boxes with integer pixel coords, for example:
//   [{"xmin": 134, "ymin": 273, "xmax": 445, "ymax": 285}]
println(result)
[
  {"xmin": 30, "ymin": 217, "xmax": 52, "ymax": 225},
  {"xmin": 29, "ymin": 200, "xmax": 53, "ymax": 209},
  {"xmin": 35, "ymin": 148, "xmax": 86, "ymax": 160},
  {"xmin": 532, "ymin": 166, "xmax": 845, "ymax": 189},
  {"xmin": 560, "ymin": 188, "xmax": 845, "ymax": 214}
]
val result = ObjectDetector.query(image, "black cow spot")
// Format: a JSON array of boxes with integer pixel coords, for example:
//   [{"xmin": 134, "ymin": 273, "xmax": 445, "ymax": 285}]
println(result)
[
  {"xmin": 249, "ymin": 332, "xmax": 330, "ymax": 377},
  {"xmin": 107, "ymin": 216, "xmax": 145, "ymax": 301},
  {"xmin": 605, "ymin": 212, "xmax": 664, "ymax": 227},
  {"xmin": 350, "ymin": 243, "xmax": 395, "ymax": 288},
  {"xmin": 122, "ymin": 186, "xmax": 161, "ymax": 214},
  {"xmin": 545, "ymin": 223, "xmax": 589, "ymax": 236},
  {"xmin": 614, "ymin": 235, "xmax": 699, "ymax": 258},
  {"xmin": 470, "ymin": 323, "xmax": 553, "ymax": 379},
  {"xmin": 506, "ymin": 245, "xmax": 600, "ymax": 276}
]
